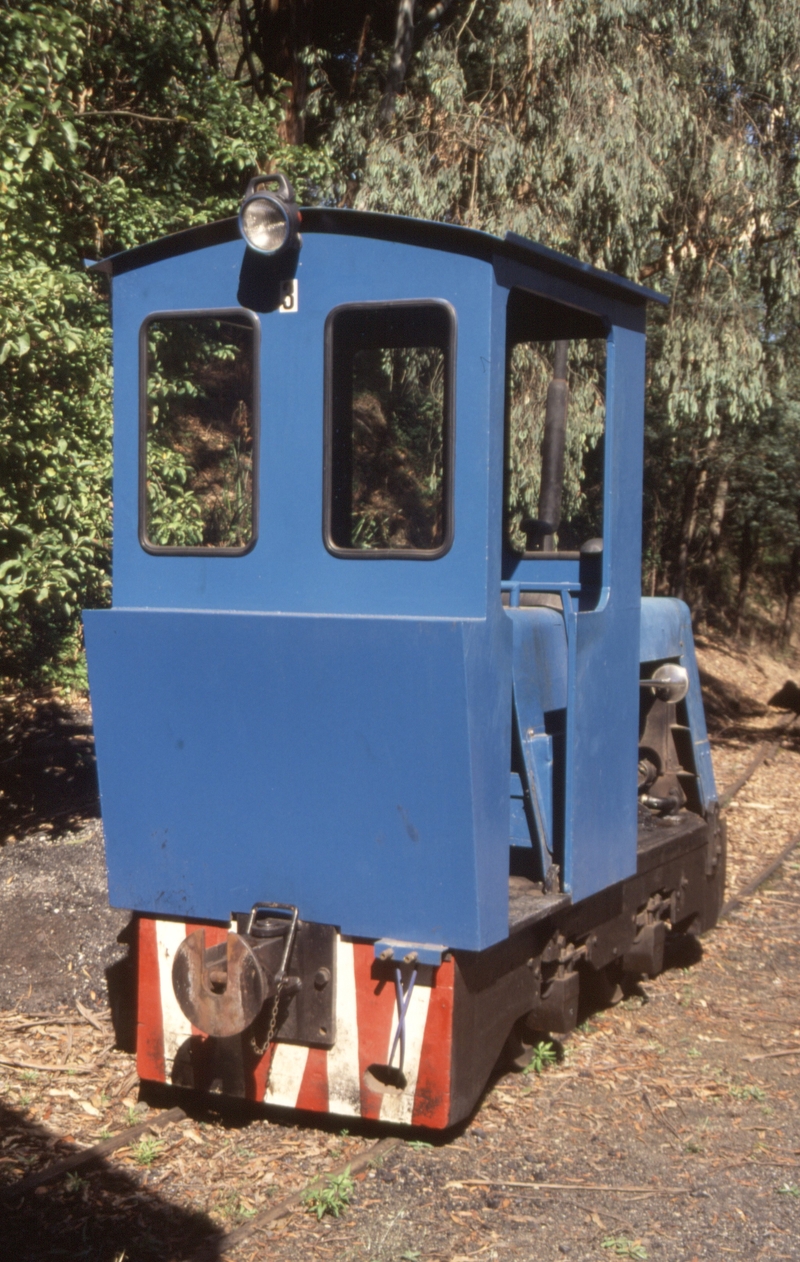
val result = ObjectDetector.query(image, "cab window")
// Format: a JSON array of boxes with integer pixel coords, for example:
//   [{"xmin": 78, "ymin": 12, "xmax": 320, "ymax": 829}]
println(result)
[
  {"xmin": 140, "ymin": 310, "xmax": 259, "ymax": 554},
  {"xmin": 506, "ymin": 335, "xmax": 606, "ymax": 556},
  {"xmin": 324, "ymin": 301, "xmax": 455, "ymax": 557}
]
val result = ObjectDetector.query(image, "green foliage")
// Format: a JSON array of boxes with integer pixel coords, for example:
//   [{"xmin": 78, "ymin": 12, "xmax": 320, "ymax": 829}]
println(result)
[
  {"xmin": 294, "ymin": 0, "xmax": 800, "ymax": 630},
  {"xmin": 302, "ymin": 1166, "xmax": 355, "ymax": 1219},
  {"xmin": 144, "ymin": 316, "xmax": 255, "ymax": 548},
  {"xmin": 3, "ymin": 0, "xmax": 800, "ymax": 684},
  {"xmin": 507, "ymin": 339, "xmax": 606, "ymax": 550},
  {"xmin": 0, "ymin": 0, "xmax": 330, "ymax": 685},
  {"xmin": 601, "ymin": 1237, "xmax": 648, "ymax": 1260},
  {"xmin": 729, "ymin": 1083, "xmax": 766, "ymax": 1101},
  {"xmin": 133, "ymin": 1135, "xmax": 163, "ymax": 1166},
  {"xmin": 522, "ymin": 1039, "xmax": 558, "ymax": 1074},
  {"xmin": 349, "ymin": 345, "xmax": 445, "ymax": 550}
]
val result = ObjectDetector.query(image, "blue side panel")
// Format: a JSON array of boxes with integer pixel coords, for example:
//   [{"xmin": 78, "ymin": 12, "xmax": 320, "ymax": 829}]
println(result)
[
  {"xmin": 84, "ymin": 608, "xmax": 509, "ymax": 951},
  {"xmin": 640, "ymin": 596, "xmax": 717, "ymax": 810},
  {"xmin": 565, "ymin": 325, "xmax": 645, "ymax": 903},
  {"xmin": 462, "ymin": 611, "xmax": 513, "ymax": 944},
  {"xmin": 505, "ymin": 607, "xmax": 568, "ymax": 866},
  {"xmin": 506, "ymin": 608, "xmax": 568, "ymax": 713}
]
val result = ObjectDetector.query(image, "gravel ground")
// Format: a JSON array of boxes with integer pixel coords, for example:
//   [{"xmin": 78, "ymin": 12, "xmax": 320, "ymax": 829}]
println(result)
[
  {"xmin": 0, "ymin": 634, "xmax": 798, "ymax": 1262},
  {"xmin": 0, "ymin": 820, "xmax": 130, "ymax": 1016},
  {"xmin": 0, "ymin": 690, "xmax": 130, "ymax": 1020}
]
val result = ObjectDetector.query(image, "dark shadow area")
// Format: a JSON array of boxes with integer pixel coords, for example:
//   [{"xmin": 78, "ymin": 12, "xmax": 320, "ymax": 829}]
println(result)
[
  {"xmin": 140, "ymin": 1077, "xmax": 456, "ymax": 1147},
  {"xmin": 237, "ymin": 243, "xmax": 299, "ymax": 313},
  {"xmin": 0, "ymin": 693, "xmax": 99, "ymax": 843},
  {"xmin": 662, "ymin": 928, "xmax": 705, "ymax": 972},
  {"xmin": 105, "ymin": 918, "xmax": 137, "ymax": 1054},
  {"xmin": 0, "ymin": 1100, "xmax": 223, "ymax": 1262},
  {"xmin": 699, "ymin": 668, "xmax": 767, "ymax": 735}
]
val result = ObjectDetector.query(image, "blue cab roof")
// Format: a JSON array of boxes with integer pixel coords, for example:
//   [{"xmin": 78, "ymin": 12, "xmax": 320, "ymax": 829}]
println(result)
[{"xmin": 88, "ymin": 207, "xmax": 669, "ymax": 309}]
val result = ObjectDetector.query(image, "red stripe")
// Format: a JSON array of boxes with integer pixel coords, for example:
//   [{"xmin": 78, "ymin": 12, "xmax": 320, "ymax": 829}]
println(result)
[
  {"xmin": 182, "ymin": 922, "xmax": 229, "ymax": 1090},
  {"xmin": 136, "ymin": 917, "xmax": 166, "ymax": 1084},
  {"xmin": 353, "ymin": 943, "xmax": 397, "ymax": 1120},
  {"xmin": 411, "ymin": 958, "xmax": 455, "ymax": 1128},
  {"xmin": 185, "ymin": 918, "xmax": 228, "ymax": 1046},
  {"xmin": 244, "ymin": 1040, "xmax": 271, "ymax": 1102},
  {"xmin": 295, "ymin": 1047, "xmax": 329, "ymax": 1113}
]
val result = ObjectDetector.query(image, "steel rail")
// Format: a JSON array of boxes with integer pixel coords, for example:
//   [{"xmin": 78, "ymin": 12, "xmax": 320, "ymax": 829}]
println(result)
[
  {"xmin": 3, "ymin": 1106, "xmax": 186, "ymax": 1197},
  {"xmin": 717, "ymin": 712, "xmax": 797, "ymax": 809},
  {"xmin": 181, "ymin": 1134, "xmax": 402, "ymax": 1262},
  {"xmin": 719, "ymin": 829, "xmax": 800, "ymax": 920}
]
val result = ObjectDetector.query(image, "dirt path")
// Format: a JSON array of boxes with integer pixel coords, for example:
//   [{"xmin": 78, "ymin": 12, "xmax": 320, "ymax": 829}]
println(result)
[{"xmin": 1, "ymin": 638, "xmax": 798, "ymax": 1261}]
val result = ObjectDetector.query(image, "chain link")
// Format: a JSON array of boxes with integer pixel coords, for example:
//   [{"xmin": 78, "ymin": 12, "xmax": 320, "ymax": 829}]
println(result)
[
  {"xmin": 250, "ymin": 974, "xmax": 286, "ymax": 1090},
  {"xmin": 246, "ymin": 903, "xmax": 298, "ymax": 1094}
]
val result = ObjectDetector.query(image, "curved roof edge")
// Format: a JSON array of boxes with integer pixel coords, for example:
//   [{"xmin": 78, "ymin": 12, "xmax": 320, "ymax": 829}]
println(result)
[{"xmin": 87, "ymin": 207, "xmax": 669, "ymax": 308}]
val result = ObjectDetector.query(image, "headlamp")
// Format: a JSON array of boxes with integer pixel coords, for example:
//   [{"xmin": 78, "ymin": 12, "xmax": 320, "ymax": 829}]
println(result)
[
  {"xmin": 238, "ymin": 173, "xmax": 301, "ymax": 256},
  {"xmin": 640, "ymin": 662, "xmax": 690, "ymax": 704}
]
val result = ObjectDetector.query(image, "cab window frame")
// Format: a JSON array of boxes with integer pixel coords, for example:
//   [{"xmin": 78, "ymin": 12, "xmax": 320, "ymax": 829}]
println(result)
[
  {"xmin": 323, "ymin": 299, "xmax": 457, "ymax": 561},
  {"xmin": 138, "ymin": 306, "xmax": 261, "ymax": 557},
  {"xmin": 503, "ymin": 288, "xmax": 608, "ymax": 566}
]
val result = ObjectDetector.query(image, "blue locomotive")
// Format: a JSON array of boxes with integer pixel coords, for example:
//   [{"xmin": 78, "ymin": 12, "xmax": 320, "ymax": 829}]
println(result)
[{"xmin": 84, "ymin": 175, "xmax": 724, "ymax": 1127}]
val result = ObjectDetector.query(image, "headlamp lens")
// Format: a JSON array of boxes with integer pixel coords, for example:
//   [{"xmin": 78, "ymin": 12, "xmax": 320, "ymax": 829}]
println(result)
[{"xmin": 240, "ymin": 196, "xmax": 289, "ymax": 254}]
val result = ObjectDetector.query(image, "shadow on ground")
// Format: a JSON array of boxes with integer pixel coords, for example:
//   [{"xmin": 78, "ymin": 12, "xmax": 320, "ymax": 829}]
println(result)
[
  {"xmin": 699, "ymin": 667, "xmax": 800, "ymax": 750},
  {"xmin": 0, "ymin": 693, "xmax": 99, "ymax": 844},
  {"xmin": 0, "ymin": 1101, "xmax": 223, "ymax": 1262},
  {"xmin": 699, "ymin": 668, "xmax": 767, "ymax": 734}
]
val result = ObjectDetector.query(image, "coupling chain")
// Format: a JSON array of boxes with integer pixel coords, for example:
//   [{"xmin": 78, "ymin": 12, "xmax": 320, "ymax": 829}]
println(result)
[{"xmin": 250, "ymin": 974, "xmax": 286, "ymax": 1090}]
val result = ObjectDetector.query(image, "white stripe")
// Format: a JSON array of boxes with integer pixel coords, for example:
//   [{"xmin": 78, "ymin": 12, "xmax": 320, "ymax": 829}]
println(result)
[
  {"xmin": 264, "ymin": 1043, "xmax": 309, "ymax": 1107},
  {"xmin": 155, "ymin": 920, "xmax": 193, "ymax": 1074},
  {"xmin": 325, "ymin": 938, "xmax": 362, "ymax": 1117},
  {"xmin": 378, "ymin": 978, "xmax": 431, "ymax": 1124}
]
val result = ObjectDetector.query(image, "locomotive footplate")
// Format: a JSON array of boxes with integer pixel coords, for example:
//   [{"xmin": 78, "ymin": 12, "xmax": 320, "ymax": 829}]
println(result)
[{"xmin": 172, "ymin": 914, "xmax": 336, "ymax": 1047}]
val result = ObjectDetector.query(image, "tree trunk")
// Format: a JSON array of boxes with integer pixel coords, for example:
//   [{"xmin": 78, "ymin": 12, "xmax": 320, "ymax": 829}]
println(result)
[
  {"xmin": 782, "ymin": 544, "xmax": 800, "ymax": 646},
  {"xmin": 694, "ymin": 468, "xmax": 728, "ymax": 630},
  {"xmin": 281, "ymin": 0, "xmax": 313, "ymax": 144},
  {"xmin": 674, "ymin": 448, "xmax": 706, "ymax": 601},
  {"xmin": 380, "ymin": 0, "xmax": 416, "ymax": 124},
  {"xmin": 707, "ymin": 473, "xmax": 728, "ymax": 552},
  {"xmin": 734, "ymin": 520, "xmax": 760, "ymax": 637},
  {"xmin": 239, "ymin": 0, "xmax": 313, "ymax": 142}
]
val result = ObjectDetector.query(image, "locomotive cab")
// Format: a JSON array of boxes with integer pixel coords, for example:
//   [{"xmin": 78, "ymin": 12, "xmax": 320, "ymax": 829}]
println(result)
[{"xmin": 84, "ymin": 184, "xmax": 724, "ymax": 1127}]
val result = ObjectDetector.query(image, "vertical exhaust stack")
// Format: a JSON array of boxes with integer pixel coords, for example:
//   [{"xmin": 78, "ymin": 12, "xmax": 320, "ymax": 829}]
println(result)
[{"xmin": 537, "ymin": 339, "xmax": 570, "ymax": 552}]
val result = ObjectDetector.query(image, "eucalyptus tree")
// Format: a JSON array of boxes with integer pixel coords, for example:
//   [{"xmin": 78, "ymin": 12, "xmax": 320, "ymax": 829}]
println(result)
[
  {"xmin": 3, "ymin": 0, "xmax": 799, "ymax": 683},
  {"xmin": 234, "ymin": 0, "xmax": 800, "ymax": 630}
]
